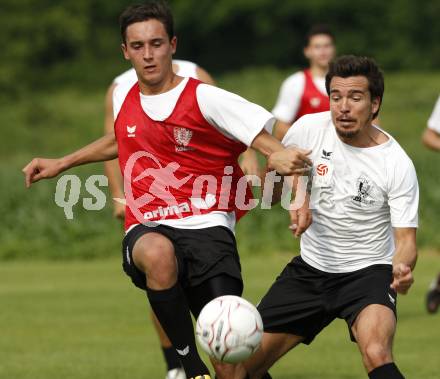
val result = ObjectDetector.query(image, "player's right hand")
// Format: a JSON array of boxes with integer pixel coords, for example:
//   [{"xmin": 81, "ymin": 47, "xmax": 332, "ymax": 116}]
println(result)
[
  {"xmin": 268, "ymin": 148, "xmax": 312, "ymax": 176},
  {"xmin": 22, "ymin": 158, "xmax": 64, "ymax": 188}
]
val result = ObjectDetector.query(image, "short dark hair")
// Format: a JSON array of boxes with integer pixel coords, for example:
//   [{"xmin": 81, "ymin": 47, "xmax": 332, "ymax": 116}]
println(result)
[
  {"xmin": 325, "ymin": 55, "xmax": 385, "ymax": 119},
  {"xmin": 305, "ymin": 24, "xmax": 335, "ymax": 47},
  {"xmin": 119, "ymin": 1, "xmax": 174, "ymax": 43}
]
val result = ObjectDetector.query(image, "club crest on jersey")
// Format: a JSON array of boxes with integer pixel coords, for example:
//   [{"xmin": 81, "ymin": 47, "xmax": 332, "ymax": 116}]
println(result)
[
  {"xmin": 174, "ymin": 127, "xmax": 194, "ymax": 152},
  {"xmin": 352, "ymin": 175, "xmax": 380, "ymax": 206},
  {"xmin": 127, "ymin": 125, "xmax": 137, "ymax": 137},
  {"xmin": 310, "ymin": 97, "xmax": 321, "ymax": 108}
]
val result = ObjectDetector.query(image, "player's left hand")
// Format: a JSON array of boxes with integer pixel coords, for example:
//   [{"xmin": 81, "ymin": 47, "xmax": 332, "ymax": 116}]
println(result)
[
  {"xmin": 289, "ymin": 206, "xmax": 312, "ymax": 238},
  {"xmin": 390, "ymin": 263, "xmax": 414, "ymax": 294}
]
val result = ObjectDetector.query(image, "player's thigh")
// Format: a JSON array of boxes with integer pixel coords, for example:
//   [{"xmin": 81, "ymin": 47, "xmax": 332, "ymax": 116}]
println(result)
[
  {"xmin": 185, "ymin": 274, "xmax": 243, "ymax": 318},
  {"xmin": 351, "ymin": 304, "xmax": 396, "ymax": 354},
  {"xmin": 132, "ymin": 231, "xmax": 175, "ymax": 271},
  {"xmin": 242, "ymin": 332, "xmax": 304, "ymax": 378}
]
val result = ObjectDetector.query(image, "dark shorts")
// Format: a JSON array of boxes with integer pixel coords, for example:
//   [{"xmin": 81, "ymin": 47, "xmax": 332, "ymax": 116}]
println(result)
[
  {"xmin": 258, "ymin": 255, "xmax": 397, "ymax": 344},
  {"xmin": 122, "ymin": 223, "xmax": 243, "ymax": 291}
]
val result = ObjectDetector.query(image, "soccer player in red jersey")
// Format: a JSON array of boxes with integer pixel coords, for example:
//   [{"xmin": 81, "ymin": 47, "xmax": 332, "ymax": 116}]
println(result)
[
  {"xmin": 23, "ymin": 2, "xmax": 311, "ymax": 378},
  {"xmin": 272, "ymin": 25, "xmax": 336, "ymax": 140}
]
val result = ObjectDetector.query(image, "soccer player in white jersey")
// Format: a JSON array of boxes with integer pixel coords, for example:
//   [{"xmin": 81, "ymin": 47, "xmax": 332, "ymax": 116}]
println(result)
[
  {"xmin": 234, "ymin": 56, "xmax": 419, "ymax": 379},
  {"xmin": 22, "ymin": 2, "xmax": 311, "ymax": 379},
  {"xmin": 105, "ymin": 61, "xmax": 214, "ymax": 379},
  {"xmin": 421, "ymin": 95, "xmax": 440, "ymax": 314},
  {"xmin": 272, "ymin": 25, "xmax": 336, "ymax": 141}
]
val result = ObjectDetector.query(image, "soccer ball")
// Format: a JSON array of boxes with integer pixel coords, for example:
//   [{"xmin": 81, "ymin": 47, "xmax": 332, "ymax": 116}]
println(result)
[{"xmin": 195, "ymin": 295, "xmax": 263, "ymax": 364}]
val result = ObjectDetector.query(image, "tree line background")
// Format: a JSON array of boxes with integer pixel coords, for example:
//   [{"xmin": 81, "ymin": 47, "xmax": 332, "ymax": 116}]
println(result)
[{"xmin": 2, "ymin": 0, "xmax": 440, "ymax": 98}]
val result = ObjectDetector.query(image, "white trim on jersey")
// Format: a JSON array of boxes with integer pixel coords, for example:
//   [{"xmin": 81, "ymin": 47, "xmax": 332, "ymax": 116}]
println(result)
[
  {"xmin": 272, "ymin": 71, "xmax": 327, "ymax": 124},
  {"xmin": 282, "ymin": 111, "xmax": 419, "ymax": 273}
]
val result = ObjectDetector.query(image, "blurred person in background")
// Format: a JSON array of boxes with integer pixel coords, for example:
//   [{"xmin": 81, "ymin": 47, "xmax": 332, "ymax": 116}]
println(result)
[
  {"xmin": 272, "ymin": 25, "xmax": 336, "ymax": 141},
  {"xmin": 421, "ymin": 95, "xmax": 440, "ymax": 314}
]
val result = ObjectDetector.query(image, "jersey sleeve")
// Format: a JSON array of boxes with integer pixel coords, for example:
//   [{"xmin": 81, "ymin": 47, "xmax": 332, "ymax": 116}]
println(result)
[
  {"xmin": 387, "ymin": 153, "xmax": 419, "ymax": 228},
  {"xmin": 271, "ymin": 72, "xmax": 304, "ymax": 124},
  {"xmin": 196, "ymin": 84, "xmax": 275, "ymax": 147},
  {"xmin": 112, "ymin": 82, "xmax": 133, "ymax": 121},
  {"xmin": 428, "ymin": 95, "xmax": 440, "ymax": 133},
  {"xmin": 280, "ymin": 114, "xmax": 311, "ymax": 149}
]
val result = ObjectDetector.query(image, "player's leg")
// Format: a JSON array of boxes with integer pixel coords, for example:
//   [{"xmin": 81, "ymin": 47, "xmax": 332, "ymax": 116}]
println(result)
[
  {"xmin": 426, "ymin": 272, "xmax": 440, "ymax": 313},
  {"xmin": 123, "ymin": 225, "xmax": 210, "ymax": 378},
  {"xmin": 351, "ymin": 304, "xmax": 404, "ymax": 379},
  {"xmin": 233, "ymin": 332, "xmax": 304, "ymax": 379},
  {"xmin": 185, "ymin": 274, "xmax": 243, "ymax": 379},
  {"xmin": 150, "ymin": 311, "xmax": 185, "ymax": 378}
]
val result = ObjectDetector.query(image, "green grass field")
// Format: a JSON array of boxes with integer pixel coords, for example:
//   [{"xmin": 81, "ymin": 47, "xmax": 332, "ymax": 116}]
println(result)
[{"xmin": 1, "ymin": 251, "xmax": 439, "ymax": 379}]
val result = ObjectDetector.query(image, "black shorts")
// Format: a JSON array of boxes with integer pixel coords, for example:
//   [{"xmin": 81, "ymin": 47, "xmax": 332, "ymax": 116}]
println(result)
[
  {"xmin": 122, "ymin": 223, "xmax": 243, "ymax": 291},
  {"xmin": 258, "ymin": 255, "xmax": 397, "ymax": 344}
]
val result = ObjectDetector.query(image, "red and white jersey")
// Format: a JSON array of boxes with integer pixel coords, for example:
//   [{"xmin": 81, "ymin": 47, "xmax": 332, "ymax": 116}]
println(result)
[
  {"xmin": 272, "ymin": 69, "xmax": 329, "ymax": 124},
  {"xmin": 113, "ymin": 78, "xmax": 274, "ymax": 231},
  {"xmin": 113, "ymin": 59, "xmax": 198, "ymax": 87},
  {"xmin": 428, "ymin": 95, "xmax": 440, "ymax": 133}
]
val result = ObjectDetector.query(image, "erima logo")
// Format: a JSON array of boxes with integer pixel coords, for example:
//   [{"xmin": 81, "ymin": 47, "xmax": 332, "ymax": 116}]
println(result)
[
  {"xmin": 127, "ymin": 125, "xmax": 136, "ymax": 137},
  {"xmin": 176, "ymin": 346, "xmax": 190, "ymax": 356},
  {"xmin": 388, "ymin": 293, "xmax": 396, "ymax": 305},
  {"xmin": 321, "ymin": 149, "xmax": 332, "ymax": 160}
]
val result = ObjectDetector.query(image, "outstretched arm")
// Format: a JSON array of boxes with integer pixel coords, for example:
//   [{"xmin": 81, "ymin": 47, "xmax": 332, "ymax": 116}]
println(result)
[
  {"xmin": 251, "ymin": 129, "xmax": 311, "ymax": 176},
  {"xmin": 23, "ymin": 132, "xmax": 118, "ymax": 188}
]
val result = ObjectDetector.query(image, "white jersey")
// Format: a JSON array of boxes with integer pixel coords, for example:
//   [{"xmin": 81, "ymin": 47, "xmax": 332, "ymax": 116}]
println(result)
[
  {"xmin": 428, "ymin": 95, "xmax": 440, "ymax": 133},
  {"xmin": 282, "ymin": 111, "xmax": 419, "ymax": 273},
  {"xmin": 113, "ymin": 59, "xmax": 198, "ymax": 87},
  {"xmin": 272, "ymin": 71, "xmax": 327, "ymax": 123},
  {"xmin": 113, "ymin": 77, "xmax": 275, "ymax": 232}
]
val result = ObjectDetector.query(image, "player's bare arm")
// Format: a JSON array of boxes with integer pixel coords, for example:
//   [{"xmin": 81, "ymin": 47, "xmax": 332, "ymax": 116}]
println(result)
[
  {"xmin": 390, "ymin": 227, "xmax": 417, "ymax": 294},
  {"xmin": 250, "ymin": 129, "xmax": 311, "ymax": 175},
  {"xmin": 23, "ymin": 132, "xmax": 118, "ymax": 188},
  {"xmin": 239, "ymin": 148, "xmax": 261, "ymax": 177},
  {"xmin": 273, "ymin": 120, "xmax": 291, "ymax": 141},
  {"xmin": 195, "ymin": 66, "xmax": 215, "ymax": 85},
  {"xmin": 104, "ymin": 82, "xmax": 126, "ymax": 219},
  {"xmin": 422, "ymin": 128, "xmax": 440, "ymax": 151}
]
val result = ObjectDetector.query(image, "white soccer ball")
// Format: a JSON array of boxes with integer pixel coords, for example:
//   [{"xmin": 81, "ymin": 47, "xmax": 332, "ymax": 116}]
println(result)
[{"xmin": 195, "ymin": 295, "xmax": 263, "ymax": 364}]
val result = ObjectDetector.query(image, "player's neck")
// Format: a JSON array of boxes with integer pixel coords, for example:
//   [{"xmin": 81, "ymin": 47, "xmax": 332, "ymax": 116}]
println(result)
[
  {"xmin": 339, "ymin": 123, "xmax": 388, "ymax": 148},
  {"xmin": 138, "ymin": 72, "xmax": 183, "ymax": 96},
  {"xmin": 309, "ymin": 64, "xmax": 328, "ymax": 78}
]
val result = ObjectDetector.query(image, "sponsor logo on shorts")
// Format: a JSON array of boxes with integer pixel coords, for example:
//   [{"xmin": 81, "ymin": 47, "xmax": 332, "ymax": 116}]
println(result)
[
  {"xmin": 176, "ymin": 345, "xmax": 190, "ymax": 356},
  {"xmin": 388, "ymin": 293, "xmax": 396, "ymax": 305}
]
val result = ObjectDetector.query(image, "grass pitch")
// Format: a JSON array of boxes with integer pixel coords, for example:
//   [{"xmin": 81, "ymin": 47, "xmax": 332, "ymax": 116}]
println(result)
[{"xmin": 1, "ymin": 251, "xmax": 439, "ymax": 379}]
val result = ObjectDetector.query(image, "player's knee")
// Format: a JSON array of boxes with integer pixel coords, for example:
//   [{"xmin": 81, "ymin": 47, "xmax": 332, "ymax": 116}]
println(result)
[
  {"xmin": 133, "ymin": 233, "xmax": 176, "ymax": 274},
  {"xmin": 362, "ymin": 342, "xmax": 392, "ymax": 369}
]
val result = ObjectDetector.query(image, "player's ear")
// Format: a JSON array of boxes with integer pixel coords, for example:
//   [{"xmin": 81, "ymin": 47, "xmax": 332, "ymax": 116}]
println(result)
[
  {"xmin": 121, "ymin": 43, "xmax": 129, "ymax": 60},
  {"xmin": 371, "ymin": 96, "xmax": 381, "ymax": 116},
  {"xmin": 170, "ymin": 36, "xmax": 177, "ymax": 55}
]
